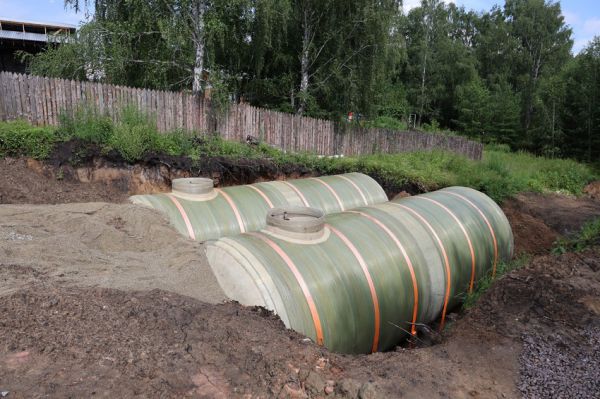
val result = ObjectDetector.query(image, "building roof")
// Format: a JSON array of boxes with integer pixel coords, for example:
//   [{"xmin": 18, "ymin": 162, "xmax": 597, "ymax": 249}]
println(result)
[
  {"xmin": 0, "ymin": 17, "xmax": 76, "ymax": 43},
  {"xmin": 0, "ymin": 30, "xmax": 71, "ymax": 43},
  {"xmin": 0, "ymin": 18, "xmax": 77, "ymax": 30}
]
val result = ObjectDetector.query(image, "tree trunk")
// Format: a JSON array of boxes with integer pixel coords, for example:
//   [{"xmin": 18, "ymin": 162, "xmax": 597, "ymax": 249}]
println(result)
[
  {"xmin": 192, "ymin": 0, "xmax": 206, "ymax": 97},
  {"xmin": 418, "ymin": 14, "xmax": 431, "ymax": 127},
  {"xmin": 524, "ymin": 45, "xmax": 543, "ymax": 135},
  {"xmin": 419, "ymin": 49, "xmax": 428, "ymax": 127},
  {"xmin": 297, "ymin": 7, "xmax": 310, "ymax": 115}
]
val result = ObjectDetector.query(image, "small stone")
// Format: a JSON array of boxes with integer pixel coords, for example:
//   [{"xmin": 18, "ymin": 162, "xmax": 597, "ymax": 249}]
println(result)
[
  {"xmin": 0, "ymin": 391, "xmax": 9, "ymax": 397},
  {"xmin": 324, "ymin": 385, "xmax": 334, "ymax": 395},
  {"xmin": 336, "ymin": 379, "xmax": 361, "ymax": 399},
  {"xmin": 298, "ymin": 368, "xmax": 309, "ymax": 382},
  {"xmin": 358, "ymin": 382, "xmax": 383, "ymax": 399},
  {"xmin": 305, "ymin": 371, "xmax": 326, "ymax": 394},
  {"xmin": 392, "ymin": 191, "xmax": 411, "ymax": 200},
  {"xmin": 315, "ymin": 357, "xmax": 328, "ymax": 369},
  {"xmin": 278, "ymin": 383, "xmax": 307, "ymax": 399}
]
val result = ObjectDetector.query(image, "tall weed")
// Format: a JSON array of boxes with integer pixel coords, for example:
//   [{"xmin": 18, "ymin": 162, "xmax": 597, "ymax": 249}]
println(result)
[{"xmin": 59, "ymin": 104, "xmax": 113, "ymax": 143}]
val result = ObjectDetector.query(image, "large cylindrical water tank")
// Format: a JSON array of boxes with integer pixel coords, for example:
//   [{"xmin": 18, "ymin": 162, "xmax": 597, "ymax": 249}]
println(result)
[
  {"xmin": 206, "ymin": 186, "xmax": 513, "ymax": 354},
  {"xmin": 130, "ymin": 172, "xmax": 387, "ymax": 242}
]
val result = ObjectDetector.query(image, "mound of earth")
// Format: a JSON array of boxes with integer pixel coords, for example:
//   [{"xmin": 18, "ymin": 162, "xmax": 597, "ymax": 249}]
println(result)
[
  {"xmin": 584, "ymin": 180, "xmax": 600, "ymax": 200},
  {"xmin": 0, "ymin": 202, "xmax": 225, "ymax": 302},
  {"xmin": 508, "ymin": 192, "xmax": 600, "ymax": 235},
  {"xmin": 502, "ymin": 192, "xmax": 600, "ymax": 255}
]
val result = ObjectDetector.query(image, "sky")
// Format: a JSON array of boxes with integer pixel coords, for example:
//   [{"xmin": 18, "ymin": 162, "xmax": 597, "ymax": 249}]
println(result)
[{"xmin": 0, "ymin": 0, "xmax": 599, "ymax": 53}]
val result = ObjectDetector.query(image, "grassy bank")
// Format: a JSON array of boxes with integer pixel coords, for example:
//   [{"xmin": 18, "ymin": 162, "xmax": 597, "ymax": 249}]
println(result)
[
  {"xmin": 0, "ymin": 115, "xmax": 597, "ymax": 202},
  {"xmin": 320, "ymin": 147, "xmax": 597, "ymax": 201}
]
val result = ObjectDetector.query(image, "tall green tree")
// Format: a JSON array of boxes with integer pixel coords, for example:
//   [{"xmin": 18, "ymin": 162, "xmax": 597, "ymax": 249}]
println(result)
[
  {"xmin": 503, "ymin": 0, "xmax": 572, "ymax": 148},
  {"xmin": 402, "ymin": 1, "xmax": 477, "ymax": 127},
  {"xmin": 562, "ymin": 37, "xmax": 600, "ymax": 162}
]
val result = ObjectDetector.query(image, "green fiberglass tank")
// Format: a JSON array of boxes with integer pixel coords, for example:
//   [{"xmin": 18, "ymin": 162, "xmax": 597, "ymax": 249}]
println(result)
[
  {"xmin": 129, "ymin": 173, "xmax": 387, "ymax": 242},
  {"xmin": 206, "ymin": 186, "xmax": 513, "ymax": 354}
]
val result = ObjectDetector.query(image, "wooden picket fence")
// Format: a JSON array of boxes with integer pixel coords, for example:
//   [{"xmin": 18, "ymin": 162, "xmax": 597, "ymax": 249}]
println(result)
[{"xmin": 0, "ymin": 72, "xmax": 483, "ymax": 159}]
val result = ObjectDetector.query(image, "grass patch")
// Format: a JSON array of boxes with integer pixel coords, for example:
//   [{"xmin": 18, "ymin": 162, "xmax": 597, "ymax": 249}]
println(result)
[
  {"xmin": 303, "ymin": 149, "xmax": 597, "ymax": 202},
  {"xmin": 552, "ymin": 218, "xmax": 600, "ymax": 254},
  {"xmin": 462, "ymin": 255, "xmax": 530, "ymax": 309}
]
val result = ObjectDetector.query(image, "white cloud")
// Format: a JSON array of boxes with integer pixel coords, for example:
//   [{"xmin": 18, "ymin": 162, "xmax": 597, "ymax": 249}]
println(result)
[
  {"xmin": 403, "ymin": 0, "xmax": 459, "ymax": 13},
  {"xmin": 562, "ymin": 10, "xmax": 580, "ymax": 26},
  {"xmin": 403, "ymin": 0, "xmax": 423, "ymax": 12},
  {"xmin": 583, "ymin": 17, "xmax": 600, "ymax": 35},
  {"xmin": 573, "ymin": 38, "xmax": 590, "ymax": 54},
  {"xmin": 403, "ymin": 0, "xmax": 494, "ymax": 14}
]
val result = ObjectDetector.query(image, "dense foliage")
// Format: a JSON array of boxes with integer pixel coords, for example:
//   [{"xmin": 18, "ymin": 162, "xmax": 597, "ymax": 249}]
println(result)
[{"xmin": 24, "ymin": 0, "xmax": 600, "ymax": 161}]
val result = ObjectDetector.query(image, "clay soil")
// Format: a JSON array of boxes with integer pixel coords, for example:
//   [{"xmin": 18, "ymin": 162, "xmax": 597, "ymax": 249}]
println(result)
[{"xmin": 0, "ymin": 158, "xmax": 599, "ymax": 398}]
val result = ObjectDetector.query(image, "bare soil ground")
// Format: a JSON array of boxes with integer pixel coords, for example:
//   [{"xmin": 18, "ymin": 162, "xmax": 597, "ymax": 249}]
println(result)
[
  {"xmin": 0, "ymin": 158, "xmax": 599, "ymax": 398},
  {"xmin": 0, "ymin": 157, "xmax": 130, "ymax": 204}
]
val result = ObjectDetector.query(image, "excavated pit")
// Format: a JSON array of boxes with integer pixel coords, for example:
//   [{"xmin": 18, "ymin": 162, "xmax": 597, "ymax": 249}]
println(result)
[{"xmin": 1, "ymin": 155, "xmax": 599, "ymax": 397}]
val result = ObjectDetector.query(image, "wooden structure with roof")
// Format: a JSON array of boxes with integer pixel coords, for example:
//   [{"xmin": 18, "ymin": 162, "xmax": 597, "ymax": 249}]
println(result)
[{"xmin": 0, "ymin": 18, "xmax": 76, "ymax": 73}]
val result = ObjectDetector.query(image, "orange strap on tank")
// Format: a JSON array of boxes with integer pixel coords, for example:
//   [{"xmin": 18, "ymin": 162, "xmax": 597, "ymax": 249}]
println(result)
[
  {"xmin": 248, "ymin": 232, "xmax": 324, "ymax": 346},
  {"xmin": 281, "ymin": 181, "xmax": 310, "ymax": 207},
  {"xmin": 327, "ymin": 225, "xmax": 381, "ymax": 353},
  {"xmin": 248, "ymin": 185, "xmax": 274, "ymax": 208},
  {"xmin": 391, "ymin": 203, "xmax": 452, "ymax": 331},
  {"xmin": 443, "ymin": 191, "xmax": 499, "ymax": 278},
  {"xmin": 336, "ymin": 175, "xmax": 368, "ymax": 205},
  {"xmin": 217, "ymin": 189, "xmax": 246, "ymax": 233},
  {"xmin": 417, "ymin": 197, "xmax": 477, "ymax": 293},
  {"xmin": 348, "ymin": 211, "xmax": 419, "ymax": 336},
  {"xmin": 166, "ymin": 194, "xmax": 196, "ymax": 240},
  {"xmin": 310, "ymin": 177, "xmax": 345, "ymax": 210}
]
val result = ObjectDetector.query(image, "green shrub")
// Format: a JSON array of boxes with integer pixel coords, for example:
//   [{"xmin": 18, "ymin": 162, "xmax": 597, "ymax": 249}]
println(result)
[
  {"xmin": 0, "ymin": 120, "xmax": 56, "ymax": 159},
  {"xmin": 155, "ymin": 129, "xmax": 196, "ymax": 157},
  {"xmin": 107, "ymin": 106, "xmax": 161, "ymax": 162},
  {"xmin": 58, "ymin": 105, "xmax": 113, "ymax": 143}
]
